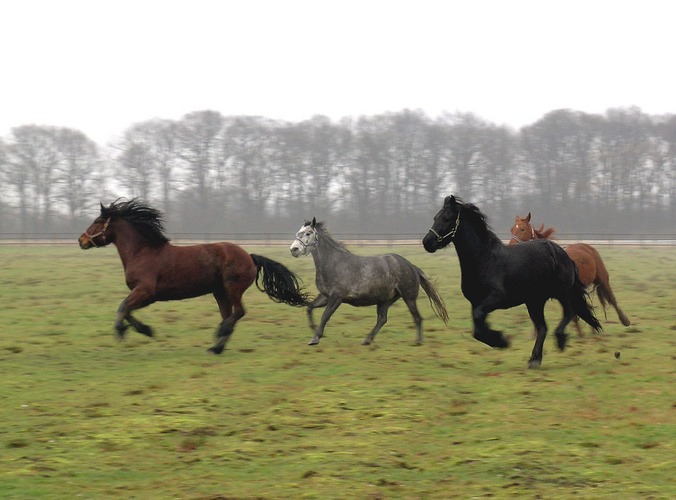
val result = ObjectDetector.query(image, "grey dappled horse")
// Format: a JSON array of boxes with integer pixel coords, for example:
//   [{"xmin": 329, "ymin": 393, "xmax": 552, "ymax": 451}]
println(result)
[{"xmin": 289, "ymin": 218, "xmax": 448, "ymax": 346}]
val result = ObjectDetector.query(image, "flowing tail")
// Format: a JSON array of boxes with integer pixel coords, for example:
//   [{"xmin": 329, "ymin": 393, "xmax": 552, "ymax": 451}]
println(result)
[
  {"xmin": 416, "ymin": 267, "xmax": 449, "ymax": 324},
  {"xmin": 585, "ymin": 246, "xmax": 631, "ymax": 327},
  {"xmin": 250, "ymin": 254, "xmax": 311, "ymax": 306},
  {"xmin": 571, "ymin": 270, "xmax": 602, "ymax": 332}
]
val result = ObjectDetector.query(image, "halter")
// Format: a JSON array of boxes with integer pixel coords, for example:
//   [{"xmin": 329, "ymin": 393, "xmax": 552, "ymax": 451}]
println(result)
[
  {"xmin": 510, "ymin": 222, "xmax": 535, "ymax": 243},
  {"xmin": 85, "ymin": 218, "xmax": 111, "ymax": 247},
  {"xmin": 294, "ymin": 228, "xmax": 319, "ymax": 252},
  {"xmin": 429, "ymin": 211, "xmax": 461, "ymax": 243}
]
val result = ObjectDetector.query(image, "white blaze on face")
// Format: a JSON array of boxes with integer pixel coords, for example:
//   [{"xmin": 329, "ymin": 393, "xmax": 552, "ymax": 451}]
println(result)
[{"xmin": 289, "ymin": 223, "xmax": 313, "ymax": 257}]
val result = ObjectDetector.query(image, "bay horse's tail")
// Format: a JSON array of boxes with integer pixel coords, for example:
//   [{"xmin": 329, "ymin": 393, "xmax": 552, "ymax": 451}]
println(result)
[
  {"xmin": 250, "ymin": 254, "xmax": 310, "ymax": 306},
  {"xmin": 570, "ymin": 268, "xmax": 602, "ymax": 332},
  {"xmin": 415, "ymin": 267, "xmax": 449, "ymax": 324}
]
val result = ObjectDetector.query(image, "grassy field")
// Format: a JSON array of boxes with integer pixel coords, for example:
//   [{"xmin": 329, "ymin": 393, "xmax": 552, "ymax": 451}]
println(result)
[{"xmin": 0, "ymin": 243, "xmax": 673, "ymax": 499}]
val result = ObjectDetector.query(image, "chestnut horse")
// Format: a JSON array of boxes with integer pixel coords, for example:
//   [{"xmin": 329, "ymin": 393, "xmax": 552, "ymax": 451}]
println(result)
[
  {"xmin": 510, "ymin": 213, "xmax": 630, "ymax": 333},
  {"xmin": 79, "ymin": 199, "xmax": 310, "ymax": 354}
]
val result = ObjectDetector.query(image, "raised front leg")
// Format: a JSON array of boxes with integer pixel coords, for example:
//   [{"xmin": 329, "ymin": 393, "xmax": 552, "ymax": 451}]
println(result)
[
  {"xmin": 471, "ymin": 299, "xmax": 510, "ymax": 349},
  {"xmin": 115, "ymin": 289, "xmax": 155, "ymax": 339},
  {"xmin": 308, "ymin": 295, "xmax": 343, "ymax": 345},
  {"xmin": 307, "ymin": 294, "xmax": 329, "ymax": 332}
]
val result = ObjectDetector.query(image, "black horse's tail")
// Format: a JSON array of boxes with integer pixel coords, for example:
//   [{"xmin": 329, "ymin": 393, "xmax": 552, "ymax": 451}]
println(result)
[
  {"xmin": 250, "ymin": 254, "xmax": 310, "ymax": 306},
  {"xmin": 415, "ymin": 267, "xmax": 449, "ymax": 324},
  {"xmin": 570, "ymin": 268, "xmax": 602, "ymax": 332}
]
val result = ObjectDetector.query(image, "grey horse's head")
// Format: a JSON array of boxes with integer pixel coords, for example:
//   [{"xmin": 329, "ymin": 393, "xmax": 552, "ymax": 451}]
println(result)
[{"xmin": 290, "ymin": 217, "xmax": 319, "ymax": 257}]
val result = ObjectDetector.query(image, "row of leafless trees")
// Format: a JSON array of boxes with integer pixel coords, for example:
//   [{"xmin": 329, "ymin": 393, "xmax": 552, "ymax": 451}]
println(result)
[{"xmin": 0, "ymin": 107, "xmax": 674, "ymax": 238}]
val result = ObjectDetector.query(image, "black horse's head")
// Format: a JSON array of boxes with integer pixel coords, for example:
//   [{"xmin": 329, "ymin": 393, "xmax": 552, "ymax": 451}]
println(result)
[{"xmin": 422, "ymin": 195, "xmax": 463, "ymax": 253}]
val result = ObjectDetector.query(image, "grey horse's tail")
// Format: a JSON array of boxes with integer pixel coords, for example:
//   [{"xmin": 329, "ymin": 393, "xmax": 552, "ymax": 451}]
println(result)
[{"xmin": 416, "ymin": 267, "xmax": 449, "ymax": 324}]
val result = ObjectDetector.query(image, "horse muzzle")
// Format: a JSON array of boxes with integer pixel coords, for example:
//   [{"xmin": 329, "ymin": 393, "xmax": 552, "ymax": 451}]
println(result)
[
  {"xmin": 78, "ymin": 234, "xmax": 93, "ymax": 249},
  {"xmin": 422, "ymin": 232, "xmax": 439, "ymax": 253}
]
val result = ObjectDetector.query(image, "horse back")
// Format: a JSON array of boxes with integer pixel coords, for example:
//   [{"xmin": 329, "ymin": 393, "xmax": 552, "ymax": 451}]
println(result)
[
  {"xmin": 498, "ymin": 240, "xmax": 576, "ymax": 298},
  {"xmin": 564, "ymin": 243, "xmax": 604, "ymax": 287},
  {"xmin": 316, "ymin": 252, "xmax": 419, "ymax": 305},
  {"xmin": 145, "ymin": 242, "xmax": 257, "ymax": 300}
]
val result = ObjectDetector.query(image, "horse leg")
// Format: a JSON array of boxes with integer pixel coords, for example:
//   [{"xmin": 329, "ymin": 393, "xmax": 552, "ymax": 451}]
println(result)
[
  {"xmin": 553, "ymin": 299, "xmax": 577, "ymax": 353},
  {"xmin": 526, "ymin": 301, "xmax": 548, "ymax": 368},
  {"xmin": 572, "ymin": 315, "xmax": 584, "ymax": 337},
  {"xmin": 472, "ymin": 298, "xmax": 510, "ymax": 348},
  {"xmin": 362, "ymin": 300, "xmax": 396, "ymax": 345},
  {"xmin": 208, "ymin": 291, "xmax": 244, "ymax": 355},
  {"xmin": 115, "ymin": 288, "xmax": 155, "ymax": 339},
  {"xmin": 308, "ymin": 295, "xmax": 343, "ymax": 345},
  {"xmin": 401, "ymin": 295, "xmax": 424, "ymax": 345},
  {"xmin": 307, "ymin": 294, "xmax": 329, "ymax": 332}
]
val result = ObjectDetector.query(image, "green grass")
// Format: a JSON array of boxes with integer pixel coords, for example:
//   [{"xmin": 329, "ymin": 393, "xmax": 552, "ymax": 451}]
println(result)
[{"xmin": 0, "ymin": 244, "xmax": 673, "ymax": 499}]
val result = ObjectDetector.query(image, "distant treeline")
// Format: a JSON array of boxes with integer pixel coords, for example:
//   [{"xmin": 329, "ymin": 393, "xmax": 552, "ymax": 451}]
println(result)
[{"xmin": 0, "ymin": 107, "xmax": 674, "ymax": 239}]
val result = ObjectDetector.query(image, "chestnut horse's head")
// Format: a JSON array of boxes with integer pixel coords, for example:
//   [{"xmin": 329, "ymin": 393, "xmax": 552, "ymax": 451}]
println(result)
[
  {"xmin": 509, "ymin": 213, "xmax": 556, "ymax": 245},
  {"xmin": 509, "ymin": 213, "xmax": 534, "ymax": 245}
]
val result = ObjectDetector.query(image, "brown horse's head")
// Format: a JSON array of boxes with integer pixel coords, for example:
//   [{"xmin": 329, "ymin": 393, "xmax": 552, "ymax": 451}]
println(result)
[
  {"xmin": 79, "ymin": 203, "xmax": 113, "ymax": 249},
  {"xmin": 509, "ymin": 213, "xmax": 534, "ymax": 245},
  {"xmin": 509, "ymin": 213, "xmax": 556, "ymax": 245}
]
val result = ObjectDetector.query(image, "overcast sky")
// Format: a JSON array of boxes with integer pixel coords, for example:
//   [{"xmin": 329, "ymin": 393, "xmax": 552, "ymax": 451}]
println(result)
[{"xmin": 1, "ymin": 0, "xmax": 674, "ymax": 143}]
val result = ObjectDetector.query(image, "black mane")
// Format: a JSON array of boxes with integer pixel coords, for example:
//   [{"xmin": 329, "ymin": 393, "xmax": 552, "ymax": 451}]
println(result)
[
  {"xmin": 101, "ymin": 199, "xmax": 170, "ymax": 246},
  {"xmin": 458, "ymin": 200, "xmax": 502, "ymax": 247}
]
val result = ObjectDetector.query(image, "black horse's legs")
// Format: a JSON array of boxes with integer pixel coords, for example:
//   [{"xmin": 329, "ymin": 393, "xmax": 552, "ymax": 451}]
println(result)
[
  {"xmin": 471, "ymin": 298, "xmax": 510, "ymax": 349},
  {"xmin": 553, "ymin": 300, "xmax": 576, "ymax": 352},
  {"xmin": 401, "ymin": 295, "xmax": 424, "ymax": 345},
  {"xmin": 307, "ymin": 294, "xmax": 329, "ymax": 332},
  {"xmin": 309, "ymin": 295, "xmax": 342, "ymax": 345},
  {"xmin": 526, "ymin": 301, "xmax": 548, "ymax": 368},
  {"xmin": 362, "ymin": 300, "xmax": 395, "ymax": 345}
]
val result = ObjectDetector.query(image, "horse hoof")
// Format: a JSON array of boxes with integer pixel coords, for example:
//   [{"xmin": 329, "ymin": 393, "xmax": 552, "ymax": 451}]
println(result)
[
  {"xmin": 207, "ymin": 346, "xmax": 224, "ymax": 355},
  {"xmin": 556, "ymin": 334, "xmax": 568, "ymax": 351},
  {"xmin": 528, "ymin": 359, "xmax": 542, "ymax": 369},
  {"xmin": 497, "ymin": 338, "xmax": 510, "ymax": 349},
  {"xmin": 362, "ymin": 339, "xmax": 371, "ymax": 345},
  {"xmin": 308, "ymin": 339, "xmax": 320, "ymax": 346},
  {"xmin": 138, "ymin": 326, "xmax": 154, "ymax": 337}
]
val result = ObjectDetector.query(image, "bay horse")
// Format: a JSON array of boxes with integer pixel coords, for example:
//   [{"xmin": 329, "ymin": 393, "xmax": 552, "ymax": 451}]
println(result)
[
  {"xmin": 289, "ymin": 218, "xmax": 448, "ymax": 346},
  {"xmin": 510, "ymin": 213, "xmax": 630, "ymax": 333},
  {"xmin": 422, "ymin": 195, "xmax": 601, "ymax": 368},
  {"xmin": 79, "ymin": 199, "xmax": 310, "ymax": 354}
]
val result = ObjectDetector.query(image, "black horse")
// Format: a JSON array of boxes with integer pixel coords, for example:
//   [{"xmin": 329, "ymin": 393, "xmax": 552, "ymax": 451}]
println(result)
[
  {"xmin": 290, "ymin": 218, "xmax": 448, "ymax": 346},
  {"xmin": 422, "ymin": 195, "xmax": 601, "ymax": 368}
]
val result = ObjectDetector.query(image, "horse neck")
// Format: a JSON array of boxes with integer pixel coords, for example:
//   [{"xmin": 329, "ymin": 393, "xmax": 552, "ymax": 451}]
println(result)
[
  {"xmin": 452, "ymin": 220, "xmax": 502, "ymax": 275},
  {"xmin": 311, "ymin": 232, "xmax": 350, "ymax": 273},
  {"xmin": 110, "ymin": 219, "xmax": 164, "ymax": 265}
]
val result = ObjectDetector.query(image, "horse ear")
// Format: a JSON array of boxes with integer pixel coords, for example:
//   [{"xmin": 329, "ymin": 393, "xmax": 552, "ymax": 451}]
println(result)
[
  {"xmin": 100, "ymin": 202, "xmax": 105, "ymax": 213},
  {"xmin": 526, "ymin": 213, "xmax": 531, "ymax": 222},
  {"xmin": 445, "ymin": 195, "xmax": 454, "ymax": 206},
  {"xmin": 311, "ymin": 217, "xmax": 316, "ymax": 228}
]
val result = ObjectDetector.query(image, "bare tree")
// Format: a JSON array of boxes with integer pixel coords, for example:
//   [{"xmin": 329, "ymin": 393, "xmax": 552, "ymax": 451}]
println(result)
[{"xmin": 56, "ymin": 128, "xmax": 100, "ymax": 221}]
